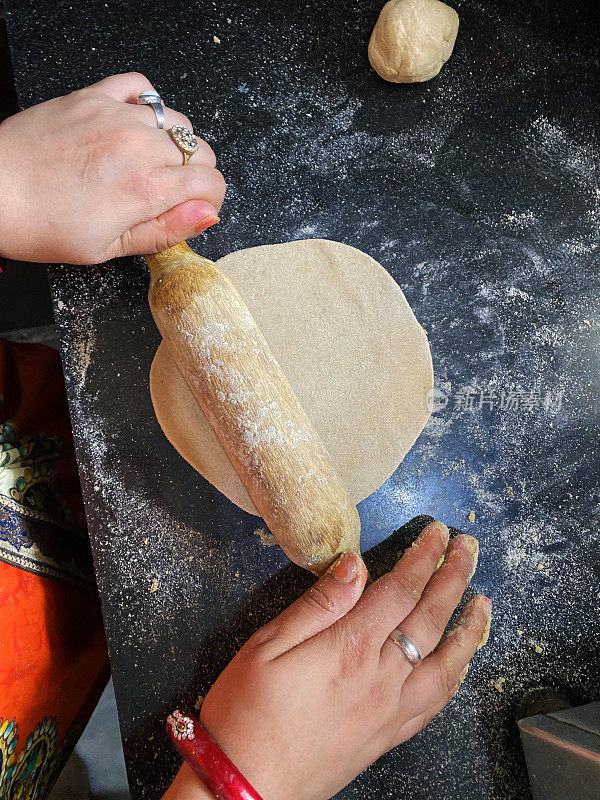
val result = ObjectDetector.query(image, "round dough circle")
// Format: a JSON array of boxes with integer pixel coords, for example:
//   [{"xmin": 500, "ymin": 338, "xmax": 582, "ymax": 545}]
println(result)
[{"xmin": 150, "ymin": 239, "xmax": 432, "ymax": 515}]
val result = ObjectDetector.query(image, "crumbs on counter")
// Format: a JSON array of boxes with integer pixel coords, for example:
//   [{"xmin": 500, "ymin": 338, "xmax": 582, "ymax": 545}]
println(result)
[{"xmin": 255, "ymin": 527, "xmax": 276, "ymax": 546}]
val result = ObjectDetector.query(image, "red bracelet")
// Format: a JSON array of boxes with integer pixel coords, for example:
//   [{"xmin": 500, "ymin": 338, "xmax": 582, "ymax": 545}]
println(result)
[{"xmin": 166, "ymin": 710, "xmax": 264, "ymax": 800}]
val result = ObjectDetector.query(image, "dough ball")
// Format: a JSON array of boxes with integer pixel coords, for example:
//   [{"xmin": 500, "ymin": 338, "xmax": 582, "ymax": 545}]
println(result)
[
  {"xmin": 368, "ymin": 0, "xmax": 459, "ymax": 83},
  {"xmin": 150, "ymin": 239, "xmax": 433, "ymax": 516}
]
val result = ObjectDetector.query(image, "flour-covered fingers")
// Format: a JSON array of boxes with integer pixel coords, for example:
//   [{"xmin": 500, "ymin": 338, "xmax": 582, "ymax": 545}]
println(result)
[
  {"xmin": 381, "ymin": 534, "xmax": 478, "ymax": 669},
  {"xmin": 346, "ymin": 521, "xmax": 450, "ymax": 647},
  {"xmin": 398, "ymin": 594, "xmax": 491, "ymax": 720}
]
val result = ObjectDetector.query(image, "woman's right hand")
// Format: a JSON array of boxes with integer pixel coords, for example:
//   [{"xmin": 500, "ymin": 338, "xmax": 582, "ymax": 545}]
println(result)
[
  {"xmin": 164, "ymin": 520, "xmax": 491, "ymax": 800},
  {"xmin": 0, "ymin": 72, "xmax": 226, "ymax": 264}
]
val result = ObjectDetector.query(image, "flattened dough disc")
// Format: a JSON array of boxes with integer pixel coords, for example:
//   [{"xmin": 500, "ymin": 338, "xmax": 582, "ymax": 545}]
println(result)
[{"xmin": 150, "ymin": 239, "xmax": 433, "ymax": 515}]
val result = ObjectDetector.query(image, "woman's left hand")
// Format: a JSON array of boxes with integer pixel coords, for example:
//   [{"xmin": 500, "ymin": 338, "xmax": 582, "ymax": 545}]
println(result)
[
  {"xmin": 165, "ymin": 522, "xmax": 491, "ymax": 800},
  {"xmin": 0, "ymin": 72, "xmax": 226, "ymax": 264}
]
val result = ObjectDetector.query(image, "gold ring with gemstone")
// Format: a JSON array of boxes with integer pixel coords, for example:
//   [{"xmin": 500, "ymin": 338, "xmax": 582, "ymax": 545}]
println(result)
[{"xmin": 169, "ymin": 124, "xmax": 199, "ymax": 166}]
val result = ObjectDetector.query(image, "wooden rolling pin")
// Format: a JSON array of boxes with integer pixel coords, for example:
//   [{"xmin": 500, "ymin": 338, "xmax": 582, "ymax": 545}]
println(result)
[{"xmin": 145, "ymin": 242, "xmax": 361, "ymax": 574}]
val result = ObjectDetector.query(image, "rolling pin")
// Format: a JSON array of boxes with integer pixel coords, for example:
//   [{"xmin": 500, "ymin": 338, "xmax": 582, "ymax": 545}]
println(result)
[{"xmin": 145, "ymin": 242, "xmax": 361, "ymax": 574}]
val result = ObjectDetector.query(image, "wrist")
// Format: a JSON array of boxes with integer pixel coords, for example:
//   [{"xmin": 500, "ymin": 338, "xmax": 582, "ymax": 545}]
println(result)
[
  {"xmin": 163, "ymin": 763, "xmax": 215, "ymax": 800},
  {"xmin": 166, "ymin": 710, "xmax": 264, "ymax": 800}
]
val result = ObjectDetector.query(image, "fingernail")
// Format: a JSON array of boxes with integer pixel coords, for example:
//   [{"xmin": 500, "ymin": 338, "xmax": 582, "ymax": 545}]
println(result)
[
  {"xmin": 193, "ymin": 214, "xmax": 220, "ymax": 234},
  {"xmin": 431, "ymin": 521, "xmax": 450, "ymax": 546},
  {"xmin": 328, "ymin": 551, "xmax": 359, "ymax": 584},
  {"xmin": 411, "ymin": 522, "xmax": 449, "ymax": 570},
  {"xmin": 456, "ymin": 535, "xmax": 479, "ymax": 578},
  {"xmin": 414, "ymin": 521, "xmax": 449, "ymax": 550},
  {"xmin": 459, "ymin": 663, "xmax": 470, "ymax": 683}
]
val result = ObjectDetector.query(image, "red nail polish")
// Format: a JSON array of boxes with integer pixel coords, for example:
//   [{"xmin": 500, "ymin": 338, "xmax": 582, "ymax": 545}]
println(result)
[
  {"xmin": 194, "ymin": 214, "xmax": 220, "ymax": 234},
  {"xmin": 478, "ymin": 595, "xmax": 492, "ymax": 613}
]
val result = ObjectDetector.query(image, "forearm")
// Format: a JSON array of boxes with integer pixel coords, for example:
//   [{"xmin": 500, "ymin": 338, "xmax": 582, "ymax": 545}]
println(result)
[
  {"xmin": 162, "ymin": 764, "xmax": 214, "ymax": 800},
  {"xmin": 0, "ymin": 120, "xmax": 15, "ymax": 259}
]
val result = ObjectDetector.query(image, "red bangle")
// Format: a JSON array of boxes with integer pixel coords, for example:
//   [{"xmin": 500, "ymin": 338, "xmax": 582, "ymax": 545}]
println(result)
[{"xmin": 166, "ymin": 710, "xmax": 264, "ymax": 800}]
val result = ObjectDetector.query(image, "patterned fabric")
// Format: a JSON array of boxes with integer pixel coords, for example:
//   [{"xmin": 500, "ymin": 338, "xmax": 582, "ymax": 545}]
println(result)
[
  {"xmin": 0, "ymin": 339, "xmax": 110, "ymax": 800},
  {"xmin": 0, "ymin": 717, "xmax": 58, "ymax": 800},
  {"xmin": 0, "ymin": 340, "xmax": 95, "ymax": 587}
]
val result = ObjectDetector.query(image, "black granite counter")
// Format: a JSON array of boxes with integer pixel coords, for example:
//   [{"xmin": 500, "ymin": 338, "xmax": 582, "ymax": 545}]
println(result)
[{"xmin": 5, "ymin": 0, "xmax": 600, "ymax": 798}]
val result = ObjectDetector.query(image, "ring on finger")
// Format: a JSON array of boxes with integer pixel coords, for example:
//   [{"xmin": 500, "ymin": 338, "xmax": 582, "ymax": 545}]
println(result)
[
  {"xmin": 389, "ymin": 628, "xmax": 422, "ymax": 667},
  {"xmin": 137, "ymin": 90, "xmax": 165, "ymax": 130},
  {"xmin": 169, "ymin": 124, "xmax": 199, "ymax": 166}
]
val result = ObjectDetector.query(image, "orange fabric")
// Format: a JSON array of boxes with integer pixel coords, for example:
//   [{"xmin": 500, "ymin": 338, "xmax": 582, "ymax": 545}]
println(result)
[
  {"xmin": 0, "ymin": 563, "xmax": 108, "ymax": 754},
  {"xmin": 0, "ymin": 338, "xmax": 109, "ymax": 798}
]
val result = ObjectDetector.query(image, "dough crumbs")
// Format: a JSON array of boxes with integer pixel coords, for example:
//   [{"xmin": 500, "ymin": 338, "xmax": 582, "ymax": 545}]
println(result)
[
  {"xmin": 194, "ymin": 694, "xmax": 205, "ymax": 711},
  {"xmin": 149, "ymin": 578, "xmax": 159, "ymax": 594},
  {"xmin": 213, "ymin": 35, "xmax": 221, "ymax": 44},
  {"xmin": 476, "ymin": 613, "xmax": 491, "ymax": 651},
  {"xmin": 534, "ymin": 644, "xmax": 543, "ymax": 654},
  {"xmin": 467, "ymin": 510, "xmax": 476, "ymax": 523},
  {"xmin": 255, "ymin": 527, "xmax": 276, "ymax": 546},
  {"xmin": 583, "ymin": 319, "xmax": 591, "ymax": 326},
  {"xmin": 494, "ymin": 677, "xmax": 506, "ymax": 693}
]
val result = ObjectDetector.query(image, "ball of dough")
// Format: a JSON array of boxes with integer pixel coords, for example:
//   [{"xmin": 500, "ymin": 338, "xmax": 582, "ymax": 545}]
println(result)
[{"xmin": 368, "ymin": 0, "xmax": 459, "ymax": 83}]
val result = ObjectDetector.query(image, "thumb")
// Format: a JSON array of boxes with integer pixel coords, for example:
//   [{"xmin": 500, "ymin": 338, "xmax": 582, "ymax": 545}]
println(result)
[
  {"xmin": 108, "ymin": 199, "xmax": 219, "ymax": 258},
  {"xmin": 265, "ymin": 552, "xmax": 367, "ymax": 653}
]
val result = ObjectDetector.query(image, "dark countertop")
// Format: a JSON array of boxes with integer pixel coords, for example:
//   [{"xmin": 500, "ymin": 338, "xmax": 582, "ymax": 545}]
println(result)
[{"xmin": 5, "ymin": 1, "xmax": 600, "ymax": 798}]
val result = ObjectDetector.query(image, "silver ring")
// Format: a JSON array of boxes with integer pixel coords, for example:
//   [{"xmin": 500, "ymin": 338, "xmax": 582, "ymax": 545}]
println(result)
[
  {"xmin": 137, "ymin": 90, "xmax": 164, "ymax": 130},
  {"xmin": 389, "ymin": 629, "xmax": 422, "ymax": 667}
]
